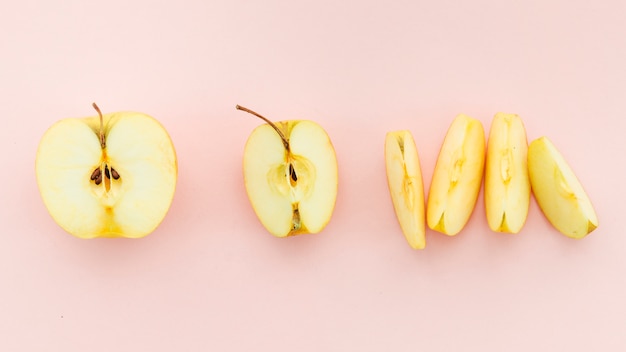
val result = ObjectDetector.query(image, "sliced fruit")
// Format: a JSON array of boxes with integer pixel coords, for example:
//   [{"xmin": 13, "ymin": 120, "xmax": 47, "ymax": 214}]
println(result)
[
  {"xmin": 385, "ymin": 130, "xmax": 426, "ymax": 249},
  {"xmin": 427, "ymin": 114, "xmax": 485, "ymax": 236},
  {"xmin": 238, "ymin": 105, "xmax": 338, "ymax": 237},
  {"xmin": 528, "ymin": 136, "xmax": 598, "ymax": 238},
  {"xmin": 485, "ymin": 112, "xmax": 530, "ymax": 233},
  {"xmin": 36, "ymin": 104, "xmax": 177, "ymax": 239}
]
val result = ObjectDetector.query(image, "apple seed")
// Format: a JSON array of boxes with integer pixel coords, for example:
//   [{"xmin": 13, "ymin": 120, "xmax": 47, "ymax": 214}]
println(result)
[
  {"xmin": 94, "ymin": 172, "xmax": 103, "ymax": 185},
  {"xmin": 289, "ymin": 163, "xmax": 298, "ymax": 184},
  {"xmin": 90, "ymin": 167, "xmax": 101, "ymax": 181},
  {"xmin": 103, "ymin": 165, "xmax": 121, "ymax": 180}
]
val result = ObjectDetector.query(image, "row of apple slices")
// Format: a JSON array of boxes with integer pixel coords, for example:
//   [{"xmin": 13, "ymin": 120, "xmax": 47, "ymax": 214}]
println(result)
[
  {"xmin": 385, "ymin": 113, "xmax": 598, "ymax": 249},
  {"xmin": 36, "ymin": 105, "xmax": 597, "ymax": 240}
]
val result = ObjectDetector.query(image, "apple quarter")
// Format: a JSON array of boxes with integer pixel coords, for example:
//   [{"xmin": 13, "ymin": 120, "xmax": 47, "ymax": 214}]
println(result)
[
  {"xmin": 528, "ymin": 136, "xmax": 598, "ymax": 238},
  {"xmin": 427, "ymin": 114, "xmax": 485, "ymax": 236},
  {"xmin": 484, "ymin": 113, "xmax": 530, "ymax": 233}
]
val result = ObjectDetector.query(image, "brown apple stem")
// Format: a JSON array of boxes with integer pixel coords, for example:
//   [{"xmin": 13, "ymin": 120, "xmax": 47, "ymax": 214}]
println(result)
[
  {"xmin": 92, "ymin": 102, "xmax": 106, "ymax": 149},
  {"xmin": 236, "ymin": 105, "xmax": 289, "ymax": 151}
]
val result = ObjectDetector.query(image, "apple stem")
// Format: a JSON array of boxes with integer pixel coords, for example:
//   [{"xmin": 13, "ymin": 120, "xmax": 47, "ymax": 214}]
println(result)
[
  {"xmin": 236, "ymin": 105, "xmax": 289, "ymax": 151},
  {"xmin": 92, "ymin": 102, "xmax": 106, "ymax": 149},
  {"xmin": 91, "ymin": 103, "xmax": 106, "ymax": 149}
]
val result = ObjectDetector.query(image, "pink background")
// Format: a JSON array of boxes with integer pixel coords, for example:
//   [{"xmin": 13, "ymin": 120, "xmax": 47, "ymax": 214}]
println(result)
[{"xmin": 1, "ymin": 0, "xmax": 625, "ymax": 350}]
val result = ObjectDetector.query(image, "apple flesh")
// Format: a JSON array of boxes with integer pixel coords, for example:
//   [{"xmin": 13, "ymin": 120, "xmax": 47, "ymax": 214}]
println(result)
[
  {"xmin": 36, "ymin": 104, "xmax": 177, "ymax": 238},
  {"xmin": 427, "ymin": 114, "xmax": 485, "ymax": 236},
  {"xmin": 385, "ymin": 130, "xmax": 426, "ymax": 249},
  {"xmin": 484, "ymin": 113, "xmax": 530, "ymax": 233},
  {"xmin": 238, "ymin": 106, "xmax": 338, "ymax": 237},
  {"xmin": 528, "ymin": 136, "xmax": 598, "ymax": 238}
]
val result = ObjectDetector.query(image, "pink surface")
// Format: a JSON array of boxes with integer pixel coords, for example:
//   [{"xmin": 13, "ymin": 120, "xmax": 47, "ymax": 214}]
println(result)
[{"xmin": 1, "ymin": 0, "xmax": 625, "ymax": 350}]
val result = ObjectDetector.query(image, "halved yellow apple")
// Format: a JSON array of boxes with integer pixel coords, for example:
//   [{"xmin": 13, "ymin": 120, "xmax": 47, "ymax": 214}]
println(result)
[
  {"xmin": 385, "ymin": 130, "xmax": 426, "ymax": 249},
  {"xmin": 528, "ymin": 136, "xmax": 598, "ymax": 238},
  {"xmin": 237, "ymin": 105, "xmax": 338, "ymax": 237},
  {"xmin": 36, "ymin": 104, "xmax": 177, "ymax": 239},
  {"xmin": 484, "ymin": 113, "xmax": 530, "ymax": 233},
  {"xmin": 427, "ymin": 114, "xmax": 485, "ymax": 236}
]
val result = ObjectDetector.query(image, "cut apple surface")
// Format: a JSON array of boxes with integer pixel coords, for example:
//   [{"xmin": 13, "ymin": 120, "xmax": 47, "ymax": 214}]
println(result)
[
  {"xmin": 385, "ymin": 130, "xmax": 426, "ymax": 249},
  {"xmin": 427, "ymin": 114, "xmax": 485, "ymax": 236},
  {"xmin": 36, "ymin": 104, "xmax": 177, "ymax": 239},
  {"xmin": 528, "ymin": 136, "xmax": 598, "ymax": 239},
  {"xmin": 238, "ymin": 105, "xmax": 338, "ymax": 237},
  {"xmin": 484, "ymin": 113, "xmax": 530, "ymax": 233}
]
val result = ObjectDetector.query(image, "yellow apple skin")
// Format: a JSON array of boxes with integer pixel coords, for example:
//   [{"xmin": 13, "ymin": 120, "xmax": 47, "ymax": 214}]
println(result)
[
  {"xmin": 385, "ymin": 130, "xmax": 426, "ymax": 249},
  {"xmin": 427, "ymin": 114, "xmax": 485, "ymax": 236},
  {"xmin": 243, "ymin": 120, "xmax": 338, "ymax": 238},
  {"xmin": 528, "ymin": 136, "xmax": 598, "ymax": 239},
  {"xmin": 36, "ymin": 112, "xmax": 177, "ymax": 239},
  {"xmin": 485, "ymin": 113, "xmax": 530, "ymax": 233}
]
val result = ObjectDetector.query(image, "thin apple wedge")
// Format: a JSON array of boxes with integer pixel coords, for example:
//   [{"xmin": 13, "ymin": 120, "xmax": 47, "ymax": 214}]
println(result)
[
  {"xmin": 385, "ymin": 130, "xmax": 426, "ymax": 249},
  {"xmin": 237, "ymin": 105, "xmax": 338, "ymax": 238},
  {"xmin": 485, "ymin": 113, "xmax": 530, "ymax": 233},
  {"xmin": 427, "ymin": 114, "xmax": 485, "ymax": 236},
  {"xmin": 528, "ymin": 136, "xmax": 598, "ymax": 238}
]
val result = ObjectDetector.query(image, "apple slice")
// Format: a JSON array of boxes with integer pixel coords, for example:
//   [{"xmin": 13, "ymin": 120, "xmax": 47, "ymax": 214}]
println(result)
[
  {"xmin": 237, "ymin": 105, "xmax": 338, "ymax": 237},
  {"xmin": 528, "ymin": 136, "xmax": 598, "ymax": 238},
  {"xmin": 385, "ymin": 130, "xmax": 426, "ymax": 249},
  {"xmin": 427, "ymin": 114, "xmax": 485, "ymax": 236},
  {"xmin": 36, "ymin": 103, "xmax": 177, "ymax": 239},
  {"xmin": 484, "ymin": 113, "xmax": 530, "ymax": 233}
]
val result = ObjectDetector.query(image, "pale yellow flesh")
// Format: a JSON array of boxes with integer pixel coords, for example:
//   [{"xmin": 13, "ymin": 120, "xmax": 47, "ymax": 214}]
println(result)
[
  {"xmin": 243, "ymin": 120, "xmax": 338, "ymax": 237},
  {"xmin": 36, "ymin": 112, "xmax": 177, "ymax": 239},
  {"xmin": 485, "ymin": 113, "xmax": 530, "ymax": 233},
  {"xmin": 427, "ymin": 114, "xmax": 485, "ymax": 236},
  {"xmin": 385, "ymin": 131, "xmax": 426, "ymax": 249},
  {"xmin": 528, "ymin": 136, "xmax": 598, "ymax": 239}
]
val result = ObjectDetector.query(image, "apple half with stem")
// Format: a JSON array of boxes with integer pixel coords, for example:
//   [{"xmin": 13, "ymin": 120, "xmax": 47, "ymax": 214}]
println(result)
[
  {"xmin": 385, "ymin": 130, "xmax": 426, "ymax": 249},
  {"xmin": 427, "ymin": 114, "xmax": 485, "ymax": 236},
  {"xmin": 237, "ymin": 105, "xmax": 338, "ymax": 237},
  {"xmin": 36, "ymin": 103, "xmax": 177, "ymax": 239},
  {"xmin": 528, "ymin": 136, "xmax": 598, "ymax": 238},
  {"xmin": 484, "ymin": 113, "xmax": 530, "ymax": 233}
]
